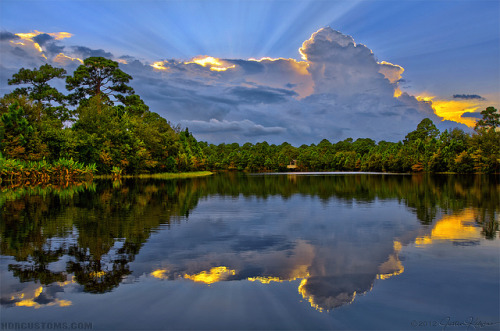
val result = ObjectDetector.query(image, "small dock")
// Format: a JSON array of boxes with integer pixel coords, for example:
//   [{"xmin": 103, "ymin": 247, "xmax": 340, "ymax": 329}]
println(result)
[{"xmin": 287, "ymin": 160, "xmax": 298, "ymax": 170}]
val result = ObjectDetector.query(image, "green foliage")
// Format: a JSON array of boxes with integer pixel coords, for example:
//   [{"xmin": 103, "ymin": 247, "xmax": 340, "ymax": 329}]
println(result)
[
  {"xmin": 69, "ymin": 95, "xmax": 180, "ymax": 174},
  {"xmin": 1, "ymin": 102, "xmax": 33, "ymax": 144},
  {"xmin": 404, "ymin": 118, "xmax": 439, "ymax": 143},
  {"xmin": 8, "ymin": 64, "xmax": 70, "ymax": 121},
  {"xmin": 0, "ymin": 155, "xmax": 96, "ymax": 181},
  {"xmin": 196, "ymin": 115, "xmax": 498, "ymax": 174},
  {"xmin": 66, "ymin": 57, "xmax": 134, "ymax": 106},
  {"xmin": 111, "ymin": 166, "xmax": 123, "ymax": 177},
  {"xmin": 475, "ymin": 107, "xmax": 499, "ymax": 132},
  {"xmin": 2, "ymin": 59, "xmax": 498, "ymax": 177}
]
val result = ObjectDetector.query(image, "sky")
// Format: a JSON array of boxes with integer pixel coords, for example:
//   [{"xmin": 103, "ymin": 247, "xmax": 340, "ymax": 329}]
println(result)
[{"xmin": 1, "ymin": 0, "xmax": 499, "ymax": 145}]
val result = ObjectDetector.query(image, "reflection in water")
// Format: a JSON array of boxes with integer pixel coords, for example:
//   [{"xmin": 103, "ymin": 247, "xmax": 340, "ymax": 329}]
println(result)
[
  {"xmin": 0, "ymin": 174, "xmax": 498, "ymax": 315},
  {"xmin": 248, "ymin": 264, "xmax": 310, "ymax": 284},
  {"xmin": 150, "ymin": 269, "xmax": 169, "ymax": 280},
  {"xmin": 184, "ymin": 267, "xmax": 236, "ymax": 284},
  {"xmin": 2, "ymin": 277, "xmax": 75, "ymax": 309},
  {"xmin": 377, "ymin": 241, "xmax": 404, "ymax": 280},
  {"xmin": 415, "ymin": 208, "xmax": 482, "ymax": 246}
]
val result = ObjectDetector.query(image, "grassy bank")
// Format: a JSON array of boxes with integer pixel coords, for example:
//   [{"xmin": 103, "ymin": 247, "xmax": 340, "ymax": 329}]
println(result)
[{"xmin": 0, "ymin": 157, "xmax": 96, "ymax": 183}]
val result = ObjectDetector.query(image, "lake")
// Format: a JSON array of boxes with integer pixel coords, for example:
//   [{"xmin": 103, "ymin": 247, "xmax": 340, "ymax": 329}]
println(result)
[{"xmin": 1, "ymin": 173, "xmax": 499, "ymax": 330}]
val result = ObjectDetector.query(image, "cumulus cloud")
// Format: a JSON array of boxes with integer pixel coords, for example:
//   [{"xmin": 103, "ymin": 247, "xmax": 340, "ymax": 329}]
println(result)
[
  {"xmin": 0, "ymin": 27, "xmax": 471, "ymax": 144},
  {"xmin": 461, "ymin": 112, "xmax": 480, "ymax": 118},
  {"xmin": 378, "ymin": 61, "xmax": 405, "ymax": 84},
  {"xmin": 32, "ymin": 33, "xmax": 54, "ymax": 46},
  {"xmin": 453, "ymin": 94, "xmax": 484, "ymax": 100},
  {"xmin": 30, "ymin": 34, "xmax": 65, "ymax": 56},
  {"xmin": 71, "ymin": 46, "xmax": 114, "ymax": 59},
  {"xmin": 229, "ymin": 86, "xmax": 297, "ymax": 104},
  {"xmin": 0, "ymin": 30, "xmax": 71, "ymax": 68},
  {"xmin": 0, "ymin": 31, "xmax": 20, "ymax": 41},
  {"xmin": 299, "ymin": 28, "xmax": 391, "ymax": 96}
]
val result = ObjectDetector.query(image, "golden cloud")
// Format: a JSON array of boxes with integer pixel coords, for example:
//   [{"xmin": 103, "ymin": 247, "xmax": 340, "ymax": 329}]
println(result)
[
  {"xmin": 53, "ymin": 52, "xmax": 84, "ymax": 65},
  {"xmin": 151, "ymin": 269, "xmax": 169, "ymax": 279},
  {"xmin": 12, "ymin": 30, "xmax": 73, "ymax": 60},
  {"xmin": 184, "ymin": 266, "xmax": 236, "ymax": 284},
  {"xmin": 376, "ymin": 241, "xmax": 404, "ymax": 280},
  {"xmin": 151, "ymin": 61, "xmax": 169, "ymax": 71},
  {"xmin": 415, "ymin": 209, "xmax": 481, "ymax": 246},
  {"xmin": 9, "ymin": 281, "xmax": 74, "ymax": 309},
  {"xmin": 185, "ymin": 56, "xmax": 236, "ymax": 72},
  {"xmin": 15, "ymin": 30, "xmax": 73, "ymax": 41},
  {"xmin": 378, "ymin": 61, "xmax": 405, "ymax": 84},
  {"xmin": 248, "ymin": 57, "xmax": 310, "ymax": 76},
  {"xmin": 417, "ymin": 95, "xmax": 479, "ymax": 127}
]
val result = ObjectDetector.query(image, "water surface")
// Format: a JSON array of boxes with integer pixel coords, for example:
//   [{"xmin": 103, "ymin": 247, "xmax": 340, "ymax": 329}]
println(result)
[{"xmin": 1, "ymin": 173, "xmax": 499, "ymax": 330}]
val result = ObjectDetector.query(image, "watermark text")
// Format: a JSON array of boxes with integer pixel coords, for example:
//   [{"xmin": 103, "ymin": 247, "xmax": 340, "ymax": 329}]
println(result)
[
  {"xmin": 1, "ymin": 321, "xmax": 92, "ymax": 330},
  {"xmin": 410, "ymin": 316, "xmax": 500, "ymax": 330}
]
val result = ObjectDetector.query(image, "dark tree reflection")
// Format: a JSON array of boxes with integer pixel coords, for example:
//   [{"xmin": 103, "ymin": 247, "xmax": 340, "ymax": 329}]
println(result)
[{"xmin": 1, "ymin": 174, "xmax": 498, "ymax": 301}]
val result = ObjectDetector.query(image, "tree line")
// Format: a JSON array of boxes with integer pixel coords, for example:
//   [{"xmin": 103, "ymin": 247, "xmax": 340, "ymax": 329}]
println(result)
[
  {"xmin": 197, "ymin": 113, "xmax": 499, "ymax": 173},
  {"xmin": 1, "ymin": 57, "xmax": 499, "ymax": 178}
]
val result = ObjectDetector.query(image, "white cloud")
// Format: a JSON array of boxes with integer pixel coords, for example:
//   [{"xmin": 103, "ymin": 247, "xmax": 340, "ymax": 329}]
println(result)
[
  {"xmin": 378, "ymin": 61, "xmax": 404, "ymax": 84},
  {"xmin": 0, "ymin": 27, "xmax": 470, "ymax": 145},
  {"xmin": 299, "ymin": 28, "xmax": 394, "ymax": 96}
]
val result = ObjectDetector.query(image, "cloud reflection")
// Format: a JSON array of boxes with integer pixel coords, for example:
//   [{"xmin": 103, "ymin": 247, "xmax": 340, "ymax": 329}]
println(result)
[
  {"xmin": 140, "ymin": 204, "xmax": 492, "ymax": 312},
  {"xmin": 1, "ymin": 175, "xmax": 497, "ymax": 312}
]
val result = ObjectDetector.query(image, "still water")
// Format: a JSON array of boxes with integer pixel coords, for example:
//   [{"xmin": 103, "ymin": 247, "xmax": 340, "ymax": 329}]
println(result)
[{"xmin": 1, "ymin": 173, "xmax": 499, "ymax": 330}]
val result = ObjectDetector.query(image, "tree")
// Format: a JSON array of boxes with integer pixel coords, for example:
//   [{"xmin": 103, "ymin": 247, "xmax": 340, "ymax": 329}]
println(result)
[
  {"xmin": 353, "ymin": 138, "xmax": 375, "ymax": 156},
  {"xmin": 66, "ymin": 57, "xmax": 134, "ymax": 106},
  {"xmin": 0, "ymin": 102, "xmax": 38, "ymax": 159},
  {"xmin": 1, "ymin": 94, "xmax": 70, "ymax": 161},
  {"xmin": 404, "ymin": 118, "xmax": 439, "ymax": 144},
  {"xmin": 471, "ymin": 107, "xmax": 500, "ymax": 173},
  {"xmin": 475, "ymin": 107, "xmax": 499, "ymax": 132},
  {"xmin": 8, "ymin": 64, "xmax": 69, "ymax": 121}
]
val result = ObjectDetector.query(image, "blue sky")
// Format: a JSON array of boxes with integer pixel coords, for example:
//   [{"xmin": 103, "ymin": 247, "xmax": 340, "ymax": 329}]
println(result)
[{"xmin": 1, "ymin": 0, "xmax": 499, "ymax": 144}]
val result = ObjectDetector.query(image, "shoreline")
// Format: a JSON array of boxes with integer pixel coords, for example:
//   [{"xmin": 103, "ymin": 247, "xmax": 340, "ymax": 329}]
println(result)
[{"xmin": 94, "ymin": 171, "xmax": 214, "ymax": 180}]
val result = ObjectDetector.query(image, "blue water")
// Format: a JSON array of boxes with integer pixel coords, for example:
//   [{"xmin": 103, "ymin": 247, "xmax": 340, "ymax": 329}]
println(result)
[{"xmin": 1, "ymin": 174, "xmax": 498, "ymax": 330}]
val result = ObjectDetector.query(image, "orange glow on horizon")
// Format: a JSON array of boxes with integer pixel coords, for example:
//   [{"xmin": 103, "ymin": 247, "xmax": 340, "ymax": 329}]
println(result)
[{"xmin": 417, "ymin": 95, "xmax": 478, "ymax": 127}]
